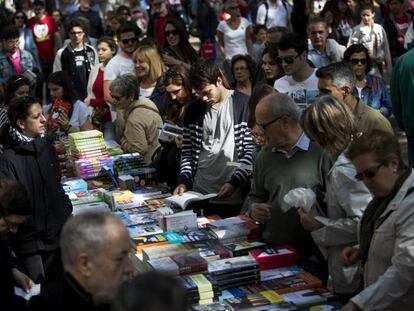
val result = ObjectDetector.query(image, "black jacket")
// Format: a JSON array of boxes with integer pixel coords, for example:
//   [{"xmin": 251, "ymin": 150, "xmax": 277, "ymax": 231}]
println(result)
[
  {"xmin": 28, "ymin": 273, "xmax": 110, "ymax": 311},
  {"xmin": 383, "ymin": 12, "xmax": 413, "ymax": 60},
  {"xmin": 149, "ymin": 75, "xmax": 169, "ymax": 118},
  {"xmin": 0, "ymin": 134, "xmax": 72, "ymax": 255}
]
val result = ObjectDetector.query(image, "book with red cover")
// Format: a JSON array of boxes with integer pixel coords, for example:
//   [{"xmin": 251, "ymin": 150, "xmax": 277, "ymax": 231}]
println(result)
[{"xmin": 250, "ymin": 246, "xmax": 299, "ymax": 271}]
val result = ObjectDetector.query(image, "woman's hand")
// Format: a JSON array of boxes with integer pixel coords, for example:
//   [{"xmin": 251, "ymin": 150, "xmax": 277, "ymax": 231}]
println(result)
[
  {"xmin": 12, "ymin": 268, "xmax": 34, "ymax": 293},
  {"xmin": 250, "ymin": 203, "xmax": 272, "ymax": 223},
  {"xmin": 173, "ymin": 184, "xmax": 187, "ymax": 196},
  {"xmin": 175, "ymin": 136, "xmax": 183, "ymax": 149},
  {"xmin": 341, "ymin": 246, "xmax": 361, "ymax": 266},
  {"xmin": 297, "ymin": 206, "xmax": 322, "ymax": 231},
  {"xmin": 84, "ymin": 98, "xmax": 91, "ymax": 105}
]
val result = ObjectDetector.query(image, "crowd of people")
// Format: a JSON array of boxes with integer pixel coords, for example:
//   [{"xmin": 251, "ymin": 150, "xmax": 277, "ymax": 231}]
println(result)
[{"xmin": 1, "ymin": 0, "xmax": 414, "ymax": 310}]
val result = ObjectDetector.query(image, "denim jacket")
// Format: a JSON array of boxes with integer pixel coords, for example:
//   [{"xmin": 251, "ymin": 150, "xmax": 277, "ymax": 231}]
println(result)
[
  {"xmin": 0, "ymin": 48, "xmax": 36, "ymax": 85},
  {"xmin": 352, "ymin": 74, "xmax": 392, "ymax": 117}
]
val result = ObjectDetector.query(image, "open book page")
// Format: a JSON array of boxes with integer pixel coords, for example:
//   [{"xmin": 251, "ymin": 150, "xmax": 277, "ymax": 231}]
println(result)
[{"xmin": 165, "ymin": 191, "xmax": 217, "ymax": 210}]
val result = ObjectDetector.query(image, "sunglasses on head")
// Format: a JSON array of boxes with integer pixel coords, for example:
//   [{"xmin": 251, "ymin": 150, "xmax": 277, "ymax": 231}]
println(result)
[
  {"xmin": 350, "ymin": 58, "xmax": 367, "ymax": 65},
  {"xmin": 121, "ymin": 37, "xmax": 138, "ymax": 45},
  {"xmin": 275, "ymin": 54, "xmax": 299, "ymax": 65},
  {"xmin": 165, "ymin": 30, "xmax": 178, "ymax": 37},
  {"xmin": 355, "ymin": 161, "xmax": 386, "ymax": 181}
]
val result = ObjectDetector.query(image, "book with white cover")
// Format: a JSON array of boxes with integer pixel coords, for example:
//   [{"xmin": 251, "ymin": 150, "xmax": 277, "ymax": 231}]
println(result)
[{"xmin": 165, "ymin": 191, "xmax": 217, "ymax": 210}]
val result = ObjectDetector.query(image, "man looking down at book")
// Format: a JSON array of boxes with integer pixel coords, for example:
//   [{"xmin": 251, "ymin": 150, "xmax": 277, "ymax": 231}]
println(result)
[
  {"xmin": 28, "ymin": 212, "xmax": 134, "ymax": 311},
  {"xmin": 243, "ymin": 92, "xmax": 332, "ymax": 277},
  {"xmin": 173, "ymin": 59, "xmax": 255, "ymax": 218}
]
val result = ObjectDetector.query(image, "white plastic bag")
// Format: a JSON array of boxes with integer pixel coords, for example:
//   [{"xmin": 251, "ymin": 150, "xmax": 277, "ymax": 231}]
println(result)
[{"xmin": 283, "ymin": 188, "xmax": 316, "ymax": 213}]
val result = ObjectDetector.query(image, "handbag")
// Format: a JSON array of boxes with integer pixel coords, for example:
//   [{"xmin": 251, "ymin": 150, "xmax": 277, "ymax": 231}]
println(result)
[{"xmin": 200, "ymin": 41, "xmax": 215, "ymax": 60}]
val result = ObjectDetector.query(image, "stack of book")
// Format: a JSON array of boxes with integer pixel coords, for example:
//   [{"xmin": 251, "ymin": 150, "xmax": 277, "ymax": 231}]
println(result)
[
  {"xmin": 105, "ymin": 140, "xmax": 124, "ymax": 156},
  {"xmin": 148, "ymin": 252, "xmax": 208, "ymax": 276},
  {"xmin": 180, "ymin": 273, "xmax": 220, "ymax": 306},
  {"xmin": 208, "ymin": 255, "xmax": 261, "ymax": 290},
  {"xmin": 250, "ymin": 246, "xmax": 299, "ymax": 271},
  {"xmin": 207, "ymin": 215, "xmax": 263, "ymax": 244},
  {"xmin": 61, "ymin": 178, "xmax": 88, "ymax": 193},
  {"xmin": 112, "ymin": 153, "xmax": 146, "ymax": 175}
]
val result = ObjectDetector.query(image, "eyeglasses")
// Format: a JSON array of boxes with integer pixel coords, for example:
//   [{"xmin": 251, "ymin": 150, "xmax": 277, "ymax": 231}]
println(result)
[
  {"xmin": 70, "ymin": 31, "xmax": 84, "ymax": 36},
  {"xmin": 121, "ymin": 37, "xmax": 138, "ymax": 45},
  {"xmin": 257, "ymin": 115, "xmax": 289, "ymax": 132},
  {"xmin": 350, "ymin": 58, "xmax": 367, "ymax": 65},
  {"xmin": 110, "ymin": 93, "xmax": 124, "ymax": 101},
  {"xmin": 165, "ymin": 30, "xmax": 178, "ymax": 37},
  {"xmin": 355, "ymin": 161, "xmax": 385, "ymax": 181},
  {"xmin": 275, "ymin": 54, "xmax": 300, "ymax": 65}
]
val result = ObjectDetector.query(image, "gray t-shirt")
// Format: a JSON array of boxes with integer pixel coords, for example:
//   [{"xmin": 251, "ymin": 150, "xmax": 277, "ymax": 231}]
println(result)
[{"xmin": 193, "ymin": 91, "xmax": 240, "ymax": 203}]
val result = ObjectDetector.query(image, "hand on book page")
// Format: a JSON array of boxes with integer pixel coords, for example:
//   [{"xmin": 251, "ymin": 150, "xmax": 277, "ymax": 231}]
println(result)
[{"xmin": 165, "ymin": 191, "xmax": 217, "ymax": 210}]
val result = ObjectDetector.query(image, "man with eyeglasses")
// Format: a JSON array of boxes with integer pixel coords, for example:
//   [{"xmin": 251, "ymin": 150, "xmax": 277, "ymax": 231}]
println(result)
[
  {"xmin": 147, "ymin": 0, "xmax": 183, "ymax": 46},
  {"xmin": 307, "ymin": 17, "xmax": 346, "ymax": 68},
  {"xmin": 243, "ymin": 92, "xmax": 332, "ymax": 274},
  {"xmin": 274, "ymin": 32, "xmax": 319, "ymax": 111},
  {"xmin": 0, "ymin": 25, "xmax": 38, "ymax": 85},
  {"xmin": 316, "ymin": 61, "xmax": 392, "ymax": 135},
  {"xmin": 53, "ymin": 18, "xmax": 98, "ymax": 100},
  {"xmin": 174, "ymin": 59, "xmax": 254, "ymax": 219}
]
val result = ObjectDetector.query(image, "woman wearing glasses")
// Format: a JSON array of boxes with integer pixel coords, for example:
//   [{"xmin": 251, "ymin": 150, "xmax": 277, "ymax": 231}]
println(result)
[
  {"xmin": 344, "ymin": 44, "xmax": 392, "ymax": 117},
  {"xmin": 298, "ymin": 95, "xmax": 371, "ymax": 303},
  {"xmin": 230, "ymin": 54, "xmax": 256, "ymax": 96},
  {"xmin": 340, "ymin": 130, "xmax": 414, "ymax": 311},
  {"xmin": 163, "ymin": 18, "xmax": 198, "ymax": 65}
]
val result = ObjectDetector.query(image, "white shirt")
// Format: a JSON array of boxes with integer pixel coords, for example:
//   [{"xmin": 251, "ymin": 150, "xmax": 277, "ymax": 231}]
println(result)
[
  {"xmin": 274, "ymin": 70, "xmax": 319, "ymax": 111},
  {"xmin": 217, "ymin": 18, "xmax": 251, "ymax": 60},
  {"xmin": 140, "ymin": 87, "xmax": 155, "ymax": 98},
  {"xmin": 256, "ymin": 0, "xmax": 291, "ymax": 29},
  {"xmin": 104, "ymin": 53, "xmax": 134, "ymax": 81}
]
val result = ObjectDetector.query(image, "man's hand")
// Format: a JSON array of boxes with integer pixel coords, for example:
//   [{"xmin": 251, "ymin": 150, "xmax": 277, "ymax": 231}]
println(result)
[
  {"xmin": 341, "ymin": 246, "xmax": 360, "ymax": 266},
  {"xmin": 250, "ymin": 203, "xmax": 272, "ymax": 222},
  {"xmin": 217, "ymin": 183, "xmax": 234, "ymax": 198},
  {"xmin": 341, "ymin": 302, "xmax": 362, "ymax": 311},
  {"xmin": 12, "ymin": 268, "xmax": 34, "ymax": 293},
  {"xmin": 173, "ymin": 184, "xmax": 187, "ymax": 196},
  {"xmin": 297, "ymin": 205, "xmax": 322, "ymax": 231}
]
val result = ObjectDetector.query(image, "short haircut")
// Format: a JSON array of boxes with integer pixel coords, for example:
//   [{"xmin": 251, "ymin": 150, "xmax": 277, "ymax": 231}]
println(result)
[
  {"xmin": 316, "ymin": 61, "xmax": 356, "ymax": 89},
  {"xmin": 110, "ymin": 74, "xmax": 140, "ymax": 101},
  {"xmin": 248, "ymin": 83, "xmax": 275, "ymax": 128},
  {"xmin": 359, "ymin": 2, "xmax": 375, "ymax": 12},
  {"xmin": 190, "ymin": 59, "xmax": 221, "ymax": 90},
  {"xmin": 1, "ymin": 25, "xmax": 20, "ymax": 40},
  {"xmin": 47, "ymin": 71, "xmax": 78, "ymax": 101},
  {"xmin": 347, "ymin": 129, "xmax": 406, "ymax": 170},
  {"xmin": 301, "ymin": 95, "xmax": 357, "ymax": 157},
  {"xmin": 113, "ymin": 272, "xmax": 188, "ymax": 311},
  {"xmin": 116, "ymin": 22, "xmax": 141, "ymax": 40},
  {"xmin": 133, "ymin": 45, "xmax": 165, "ymax": 83},
  {"xmin": 60, "ymin": 212, "xmax": 122, "ymax": 270},
  {"xmin": 307, "ymin": 16, "xmax": 328, "ymax": 31},
  {"xmin": 278, "ymin": 32, "xmax": 308, "ymax": 55},
  {"xmin": 344, "ymin": 43, "xmax": 372, "ymax": 74},
  {"xmin": 0, "ymin": 180, "xmax": 31, "ymax": 217},
  {"xmin": 264, "ymin": 92, "xmax": 301, "ymax": 123},
  {"xmin": 231, "ymin": 54, "xmax": 256, "ymax": 83}
]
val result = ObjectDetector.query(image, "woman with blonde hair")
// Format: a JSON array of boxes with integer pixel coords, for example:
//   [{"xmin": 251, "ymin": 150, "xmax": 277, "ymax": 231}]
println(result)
[
  {"xmin": 298, "ymin": 95, "xmax": 372, "ymax": 303},
  {"xmin": 133, "ymin": 44, "xmax": 168, "ymax": 117}
]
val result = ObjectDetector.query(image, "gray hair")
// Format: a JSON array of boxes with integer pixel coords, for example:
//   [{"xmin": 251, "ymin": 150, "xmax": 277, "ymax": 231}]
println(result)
[
  {"xmin": 316, "ymin": 61, "xmax": 356, "ymax": 89},
  {"xmin": 60, "ymin": 212, "xmax": 123, "ymax": 270},
  {"xmin": 267, "ymin": 92, "xmax": 301, "ymax": 122},
  {"xmin": 109, "ymin": 74, "xmax": 140, "ymax": 100}
]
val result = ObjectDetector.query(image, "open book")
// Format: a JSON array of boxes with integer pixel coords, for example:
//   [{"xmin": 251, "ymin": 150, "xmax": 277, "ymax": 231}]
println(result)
[{"xmin": 165, "ymin": 191, "xmax": 217, "ymax": 210}]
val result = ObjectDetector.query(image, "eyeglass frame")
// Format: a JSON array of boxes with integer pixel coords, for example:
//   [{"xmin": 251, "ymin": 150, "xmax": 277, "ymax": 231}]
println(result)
[
  {"xmin": 256, "ymin": 114, "xmax": 290, "ymax": 132},
  {"xmin": 354, "ymin": 160, "xmax": 387, "ymax": 181},
  {"xmin": 275, "ymin": 54, "xmax": 300, "ymax": 65}
]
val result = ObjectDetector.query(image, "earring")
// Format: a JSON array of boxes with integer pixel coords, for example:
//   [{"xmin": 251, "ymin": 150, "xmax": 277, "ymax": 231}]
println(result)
[{"xmin": 393, "ymin": 169, "xmax": 397, "ymax": 173}]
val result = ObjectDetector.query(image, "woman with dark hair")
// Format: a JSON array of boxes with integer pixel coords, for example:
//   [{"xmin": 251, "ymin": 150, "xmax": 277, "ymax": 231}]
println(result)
[
  {"xmin": 85, "ymin": 37, "xmax": 117, "ymax": 137},
  {"xmin": 341, "ymin": 130, "xmax": 414, "ymax": 311},
  {"xmin": 0, "ymin": 179, "xmax": 34, "ymax": 311},
  {"xmin": 4, "ymin": 75, "xmax": 32, "ymax": 104},
  {"xmin": 330, "ymin": 0, "xmax": 355, "ymax": 45},
  {"xmin": 231, "ymin": 54, "xmax": 256, "ymax": 96},
  {"xmin": 154, "ymin": 65, "xmax": 195, "ymax": 190},
  {"xmin": 344, "ymin": 44, "xmax": 392, "ymax": 117},
  {"xmin": 0, "ymin": 96, "xmax": 72, "ymax": 285},
  {"xmin": 12, "ymin": 10, "xmax": 40, "ymax": 69},
  {"xmin": 45, "ymin": 71, "xmax": 93, "ymax": 142},
  {"xmin": 163, "ymin": 17, "xmax": 198, "ymax": 65},
  {"xmin": 260, "ymin": 43, "xmax": 284, "ymax": 86}
]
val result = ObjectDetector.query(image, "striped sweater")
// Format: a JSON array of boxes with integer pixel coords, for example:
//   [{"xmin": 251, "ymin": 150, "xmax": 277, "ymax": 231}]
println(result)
[{"xmin": 178, "ymin": 90, "xmax": 255, "ymax": 190}]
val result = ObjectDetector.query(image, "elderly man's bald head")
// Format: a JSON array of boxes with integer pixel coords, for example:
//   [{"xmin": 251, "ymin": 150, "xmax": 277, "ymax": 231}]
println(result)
[{"xmin": 256, "ymin": 92, "xmax": 300, "ymax": 125}]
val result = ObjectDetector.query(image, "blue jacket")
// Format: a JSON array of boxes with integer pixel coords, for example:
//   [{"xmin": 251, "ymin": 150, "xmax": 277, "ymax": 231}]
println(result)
[
  {"xmin": 21, "ymin": 27, "xmax": 41, "ymax": 68},
  {"xmin": 0, "ymin": 48, "xmax": 36, "ymax": 85}
]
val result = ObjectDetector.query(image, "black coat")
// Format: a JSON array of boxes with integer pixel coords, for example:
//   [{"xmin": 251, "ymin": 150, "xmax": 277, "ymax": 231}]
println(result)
[
  {"xmin": 28, "ymin": 273, "xmax": 110, "ymax": 311},
  {"xmin": 0, "ymin": 135, "xmax": 72, "ymax": 255}
]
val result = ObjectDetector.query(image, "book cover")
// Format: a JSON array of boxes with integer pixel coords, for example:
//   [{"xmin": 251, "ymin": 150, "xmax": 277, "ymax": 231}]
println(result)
[
  {"xmin": 208, "ymin": 255, "xmax": 259, "ymax": 275},
  {"xmin": 142, "ymin": 243, "xmax": 196, "ymax": 261},
  {"xmin": 224, "ymin": 241, "xmax": 266, "ymax": 257},
  {"xmin": 148, "ymin": 256, "xmax": 179, "ymax": 276},
  {"xmin": 127, "ymin": 224, "xmax": 163, "ymax": 238},
  {"xmin": 171, "ymin": 252, "xmax": 208, "ymax": 275},
  {"xmin": 250, "ymin": 246, "xmax": 299, "ymax": 270},
  {"xmin": 165, "ymin": 191, "xmax": 217, "ymax": 210},
  {"xmin": 262, "ymin": 273, "xmax": 322, "ymax": 294},
  {"xmin": 131, "ymin": 234, "xmax": 169, "ymax": 253}
]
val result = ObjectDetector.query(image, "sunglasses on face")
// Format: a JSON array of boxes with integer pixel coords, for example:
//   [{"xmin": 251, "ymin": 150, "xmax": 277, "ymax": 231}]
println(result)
[
  {"xmin": 165, "ymin": 30, "xmax": 178, "ymax": 37},
  {"xmin": 121, "ymin": 37, "xmax": 138, "ymax": 45},
  {"xmin": 275, "ymin": 54, "xmax": 299, "ymax": 65},
  {"xmin": 350, "ymin": 58, "xmax": 367, "ymax": 65},
  {"xmin": 355, "ymin": 161, "xmax": 385, "ymax": 181}
]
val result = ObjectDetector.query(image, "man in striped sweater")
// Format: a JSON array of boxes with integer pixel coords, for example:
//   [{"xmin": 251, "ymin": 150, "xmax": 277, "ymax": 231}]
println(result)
[{"xmin": 173, "ymin": 59, "xmax": 255, "ymax": 218}]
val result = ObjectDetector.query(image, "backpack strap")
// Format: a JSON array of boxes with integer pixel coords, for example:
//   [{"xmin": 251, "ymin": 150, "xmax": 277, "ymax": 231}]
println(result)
[{"xmin": 264, "ymin": 1, "xmax": 269, "ymax": 26}]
